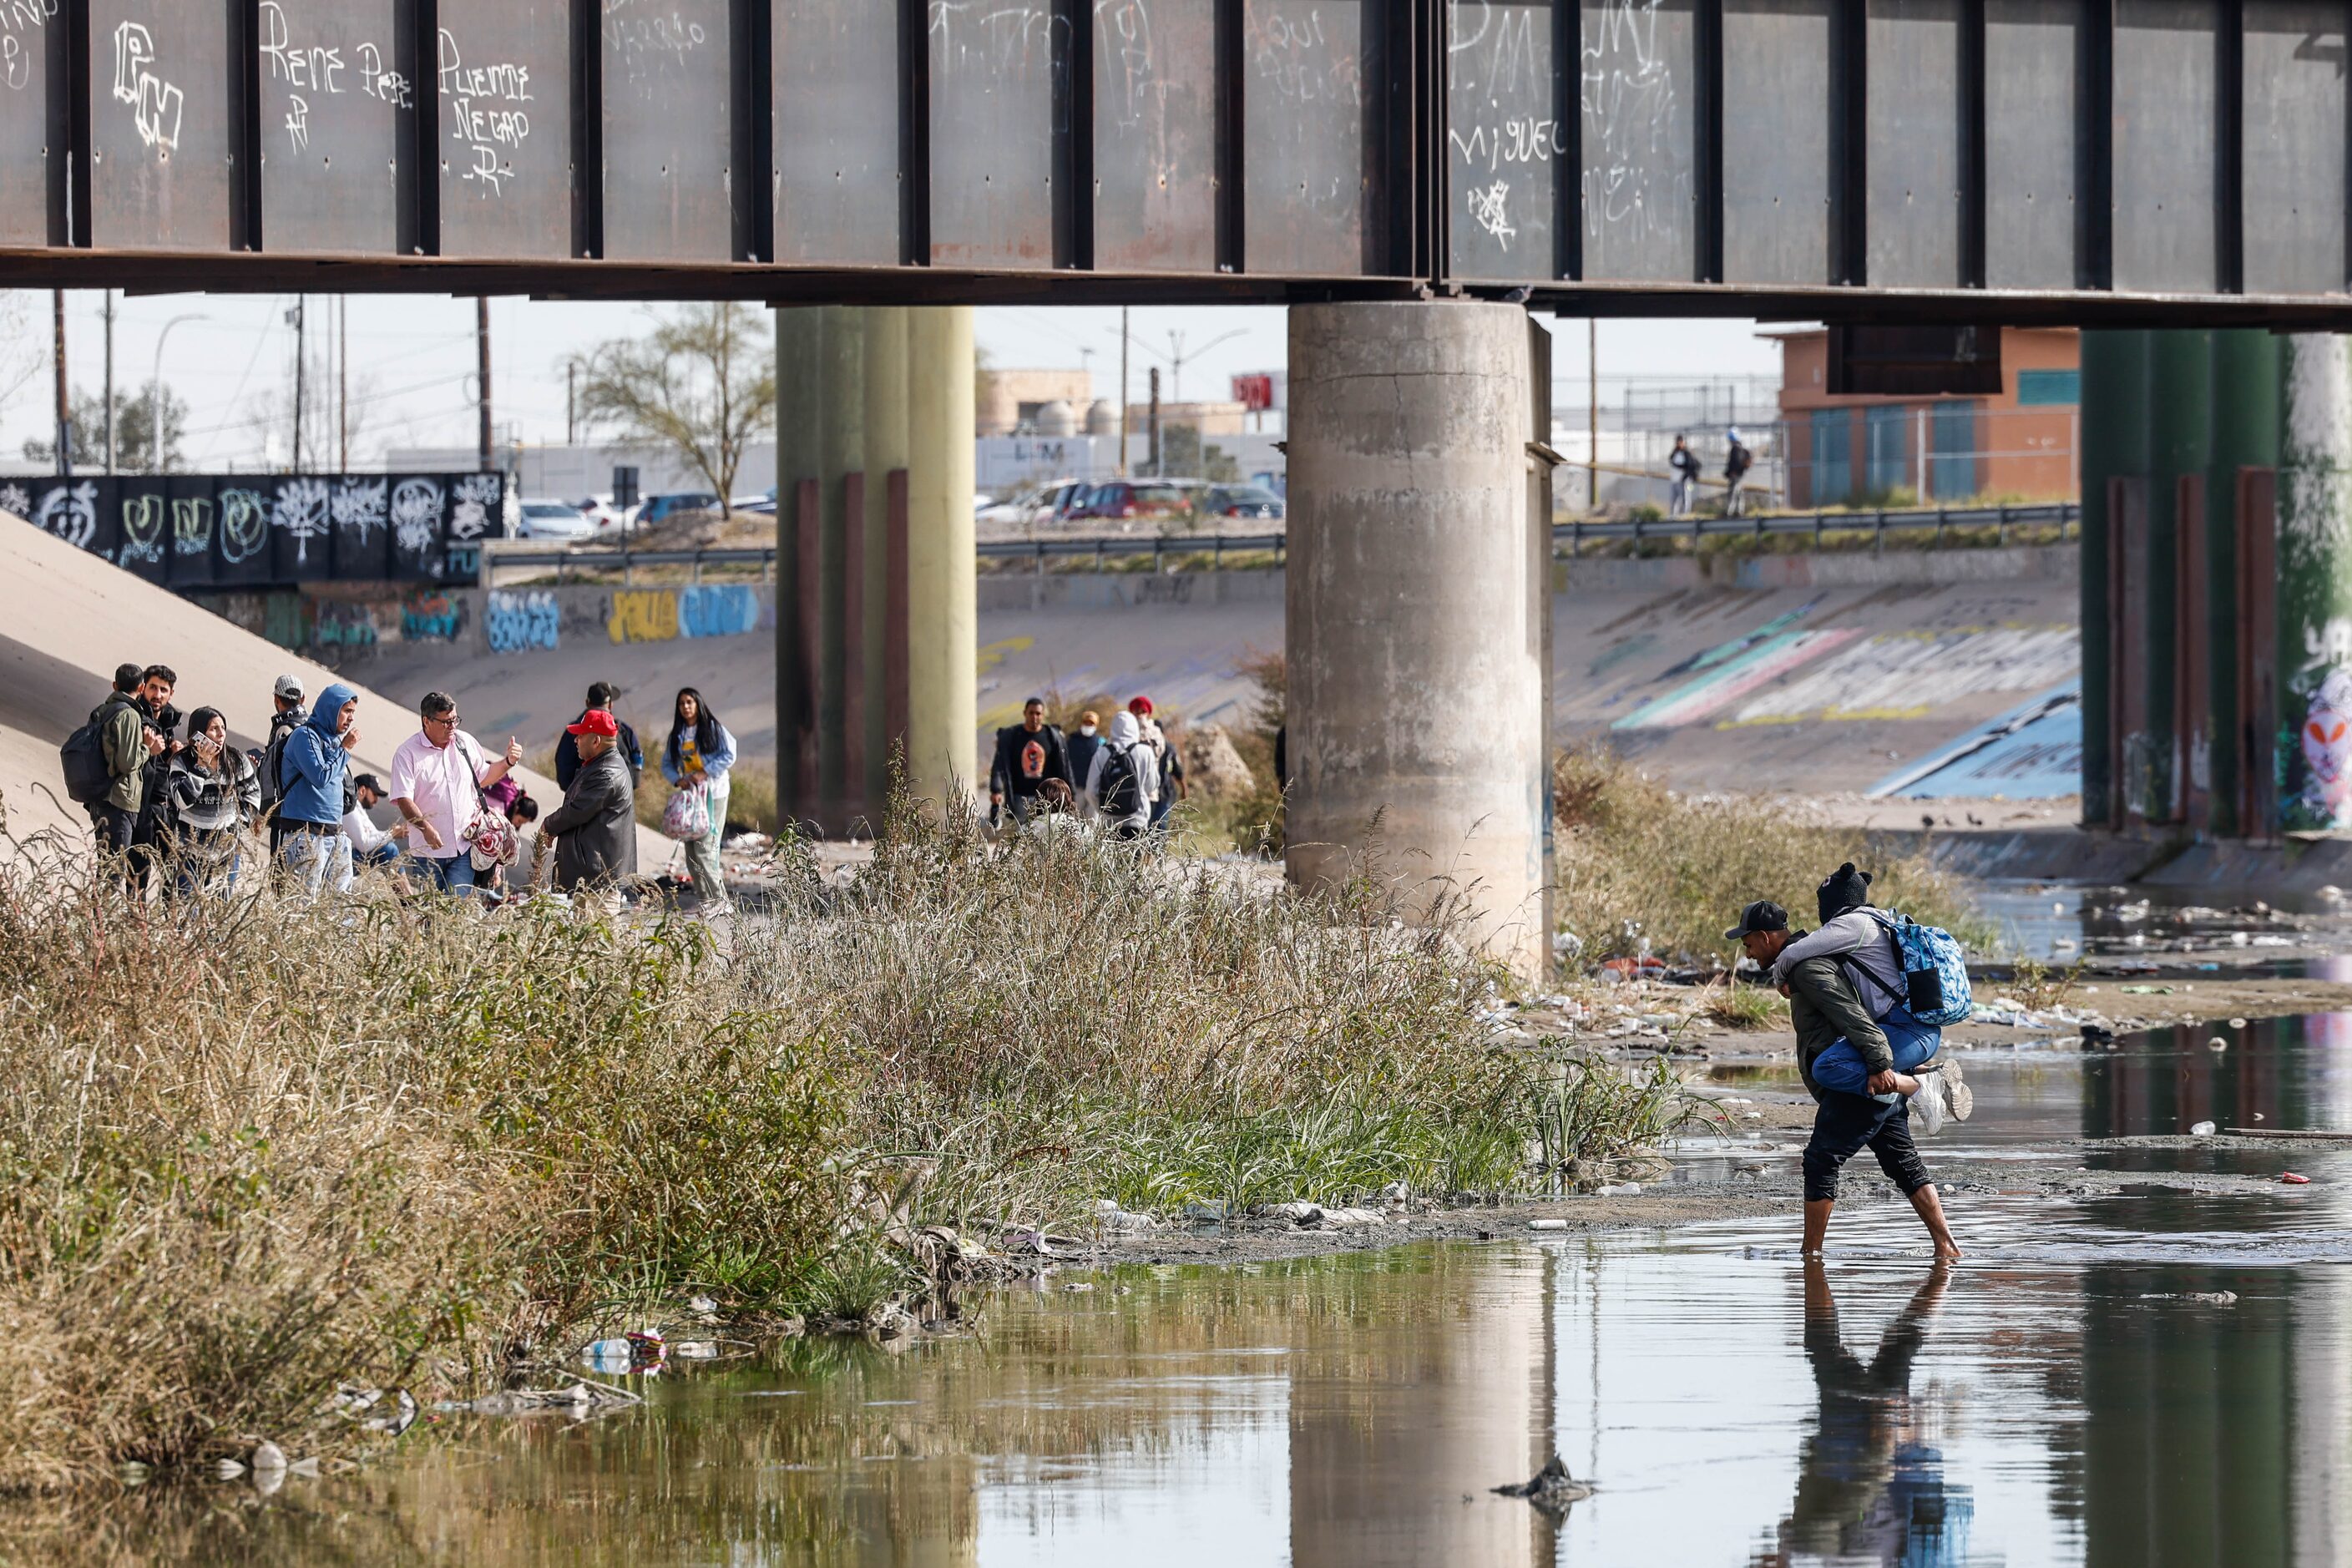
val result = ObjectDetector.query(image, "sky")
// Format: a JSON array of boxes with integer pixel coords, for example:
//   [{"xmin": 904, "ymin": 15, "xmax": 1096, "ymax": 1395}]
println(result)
[{"xmin": 0, "ymin": 291, "xmax": 1789, "ymax": 473}]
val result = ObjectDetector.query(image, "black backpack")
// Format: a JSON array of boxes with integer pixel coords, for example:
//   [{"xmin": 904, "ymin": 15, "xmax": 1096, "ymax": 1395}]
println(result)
[
  {"xmin": 60, "ymin": 699, "xmax": 131, "ymax": 805},
  {"xmin": 1095, "ymin": 742, "xmax": 1141, "ymax": 817},
  {"xmin": 260, "ymin": 715, "xmax": 298, "ymax": 816}
]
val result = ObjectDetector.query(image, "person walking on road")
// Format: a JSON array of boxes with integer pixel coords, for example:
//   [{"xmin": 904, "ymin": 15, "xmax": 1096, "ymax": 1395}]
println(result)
[
  {"xmin": 1668, "ymin": 433, "xmax": 1701, "ymax": 518},
  {"xmin": 278, "ymin": 682, "xmax": 361, "ymax": 898},
  {"xmin": 1724, "ymin": 427, "xmax": 1754, "ymax": 518},
  {"xmin": 661, "ymin": 686, "xmax": 736, "ymax": 913},
  {"xmin": 1130, "ymin": 697, "xmax": 1186, "ymax": 836},
  {"xmin": 990, "ymin": 697, "xmax": 1070, "ymax": 829},
  {"xmin": 163, "ymin": 706, "xmax": 259, "ymax": 895},
  {"xmin": 1726, "ymin": 898, "xmax": 1961, "ymax": 1261},
  {"xmin": 126, "ymin": 665, "xmax": 183, "ymax": 896},
  {"xmin": 544, "ymin": 709, "xmax": 638, "ymax": 895},
  {"xmin": 388, "ymin": 690, "xmax": 523, "ymax": 898},
  {"xmin": 556, "ymin": 680, "xmax": 643, "ymax": 789}
]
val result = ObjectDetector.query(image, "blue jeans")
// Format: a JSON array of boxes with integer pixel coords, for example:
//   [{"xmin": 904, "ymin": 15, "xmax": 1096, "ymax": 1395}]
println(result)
[
  {"xmin": 281, "ymin": 827, "xmax": 353, "ymax": 897},
  {"xmin": 1812, "ymin": 1013, "xmax": 1940, "ymax": 1098},
  {"xmin": 417, "ymin": 853, "xmax": 481, "ymax": 896}
]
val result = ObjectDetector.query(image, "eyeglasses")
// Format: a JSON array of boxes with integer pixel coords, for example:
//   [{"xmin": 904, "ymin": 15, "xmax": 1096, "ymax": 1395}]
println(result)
[{"xmin": 423, "ymin": 712, "xmax": 458, "ymax": 728}]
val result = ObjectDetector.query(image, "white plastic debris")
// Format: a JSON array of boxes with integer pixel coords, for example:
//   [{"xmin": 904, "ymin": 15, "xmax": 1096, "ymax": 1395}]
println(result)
[
  {"xmin": 1596, "ymin": 1182, "xmax": 1643, "ymax": 1197},
  {"xmin": 2208, "ymin": 1036, "xmax": 2229, "ymax": 1051},
  {"xmin": 1528, "ymin": 1218, "xmax": 1569, "ymax": 1231},
  {"xmin": 2191, "ymin": 1120, "xmax": 2218, "ymax": 1136}
]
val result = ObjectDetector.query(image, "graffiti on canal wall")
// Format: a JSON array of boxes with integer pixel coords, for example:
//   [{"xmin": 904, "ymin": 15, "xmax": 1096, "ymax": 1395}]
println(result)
[{"xmin": 486, "ymin": 589, "xmax": 561, "ymax": 653}]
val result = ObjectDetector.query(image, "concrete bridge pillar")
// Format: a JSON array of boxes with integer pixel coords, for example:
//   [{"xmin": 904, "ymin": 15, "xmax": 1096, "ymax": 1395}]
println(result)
[
  {"xmin": 1284, "ymin": 301, "xmax": 1550, "ymax": 980},
  {"xmin": 2278, "ymin": 335, "xmax": 2352, "ymax": 833}
]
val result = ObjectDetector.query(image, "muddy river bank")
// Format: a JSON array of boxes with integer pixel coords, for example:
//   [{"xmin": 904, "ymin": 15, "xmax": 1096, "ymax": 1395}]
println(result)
[{"xmin": 62, "ymin": 1007, "xmax": 2352, "ymax": 1566}]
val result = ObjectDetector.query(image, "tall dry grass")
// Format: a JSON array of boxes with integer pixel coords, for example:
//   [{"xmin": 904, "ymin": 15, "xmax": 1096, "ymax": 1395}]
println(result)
[
  {"xmin": 1552, "ymin": 745, "xmax": 1993, "ymax": 965},
  {"xmin": 0, "ymin": 788, "xmax": 1686, "ymax": 1492}
]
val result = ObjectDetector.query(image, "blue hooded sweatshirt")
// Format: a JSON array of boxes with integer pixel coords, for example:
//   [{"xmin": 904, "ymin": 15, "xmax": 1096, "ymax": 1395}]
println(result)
[{"xmin": 277, "ymin": 681, "xmax": 357, "ymax": 826}]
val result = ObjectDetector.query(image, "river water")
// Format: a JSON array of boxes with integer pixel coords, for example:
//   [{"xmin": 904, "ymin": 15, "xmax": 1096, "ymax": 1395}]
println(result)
[{"xmin": 121, "ymin": 1020, "xmax": 2352, "ymax": 1566}]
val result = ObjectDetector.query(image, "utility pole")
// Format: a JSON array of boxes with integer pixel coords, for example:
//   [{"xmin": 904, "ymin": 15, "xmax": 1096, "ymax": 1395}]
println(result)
[
  {"xmin": 1115, "ymin": 306, "xmax": 1130, "ymax": 478},
  {"xmin": 1586, "ymin": 318, "xmax": 1598, "ymax": 512},
  {"xmin": 101, "ymin": 291, "xmax": 114, "ymax": 473},
  {"xmin": 1147, "ymin": 366, "xmax": 1161, "ymax": 478},
  {"xmin": 476, "ymin": 297, "xmax": 492, "ymax": 470},
  {"xmin": 291, "ymin": 296, "xmax": 307, "ymax": 471},
  {"xmin": 338, "ymin": 295, "xmax": 349, "ymax": 469},
  {"xmin": 51, "ymin": 290, "xmax": 68, "ymax": 475},
  {"xmin": 566, "ymin": 360, "xmax": 576, "ymax": 446}
]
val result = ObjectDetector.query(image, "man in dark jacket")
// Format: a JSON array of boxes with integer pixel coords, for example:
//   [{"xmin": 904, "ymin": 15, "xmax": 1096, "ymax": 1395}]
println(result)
[
  {"xmin": 554, "ymin": 680, "xmax": 644, "ymax": 789},
  {"xmin": 126, "ymin": 664, "xmax": 183, "ymax": 894},
  {"xmin": 989, "ymin": 697, "xmax": 1070, "ymax": 828},
  {"xmin": 1727, "ymin": 899, "xmax": 1960, "ymax": 1262},
  {"xmin": 542, "ymin": 709, "xmax": 637, "ymax": 893}
]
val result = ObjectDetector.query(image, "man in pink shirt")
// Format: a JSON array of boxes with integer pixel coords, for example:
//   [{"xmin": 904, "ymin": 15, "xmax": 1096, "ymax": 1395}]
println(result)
[{"xmin": 387, "ymin": 690, "xmax": 523, "ymax": 897}]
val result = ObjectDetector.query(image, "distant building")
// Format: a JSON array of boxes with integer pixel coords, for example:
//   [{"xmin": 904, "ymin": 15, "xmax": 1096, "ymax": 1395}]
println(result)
[
  {"xmin": 1773, "ymin": 326, "xmax": 2078, "ymax": 507},
  {"xmin": 979, "ymin": 368, "xmax": 1114, "ymax": 438}
]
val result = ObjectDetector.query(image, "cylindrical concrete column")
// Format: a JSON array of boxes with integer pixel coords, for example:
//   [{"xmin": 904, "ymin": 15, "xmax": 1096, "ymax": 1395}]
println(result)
[
  {"xmin": 2278, "ymin": 335, "xmax": 2352, "ymax": 833},
  {"xmin": 906, "ymin": 306, "xmax": 978, "ymax": 809},
  {"xmin": 2205, "ymin": 330, "xmax": 2282, "ymax": 837},
  {"xmin": 2078, "ymin": 331, "xmax": 2152, "ymax": 827},
  {"xmin": 862, "ymin": 306, "xmax": 911, "ymax": 810},
  {"xmin": 815, "ymin": 306, "xmax": 867, "ymax": 821},
  {"xmin": 1285, "ymin": 301, "xmax": 1548, "ymax": 979},
  {"xmin": 774, "ymin": 307, "xmax": 825, "ymax": 815}
]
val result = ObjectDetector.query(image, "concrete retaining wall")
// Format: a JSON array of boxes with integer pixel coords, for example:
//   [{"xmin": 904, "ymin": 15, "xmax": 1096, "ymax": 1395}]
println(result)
[
  {"xmin": 190, "ymin": 580, "xmax": 777, "ymax": 660},
  {"xmin": 1557, "ymin": 544, "xmax": 2077, "ymax": 594}
]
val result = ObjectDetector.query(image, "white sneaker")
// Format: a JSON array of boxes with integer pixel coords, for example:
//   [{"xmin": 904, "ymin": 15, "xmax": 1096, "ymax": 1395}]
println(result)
[
  {"xmin": 1940, "ymin": 1059, "xmax": 1973, "ymax": 1121},
  {"xmin": 1910, "ymin": 1073, "xmax": 1947, "ymax": 1136}
]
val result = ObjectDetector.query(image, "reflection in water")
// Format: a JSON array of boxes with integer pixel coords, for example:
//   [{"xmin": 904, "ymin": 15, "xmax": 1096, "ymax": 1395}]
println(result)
[{"xmin": 1758, "ymin": 1262, "xmax": 1970, "ymax": 1567}]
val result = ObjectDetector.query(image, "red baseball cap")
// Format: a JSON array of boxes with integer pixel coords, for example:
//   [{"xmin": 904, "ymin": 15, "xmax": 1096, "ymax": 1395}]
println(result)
[
  {"xmin": 1128, "ymin": 695, "xmax": 1154, "ymax": 715},
  {"xmin": 567, "ymin": 710, "xmax": 620, "ymax": 738}
]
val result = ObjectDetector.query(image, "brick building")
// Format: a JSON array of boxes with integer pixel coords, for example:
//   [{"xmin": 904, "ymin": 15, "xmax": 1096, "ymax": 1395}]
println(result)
[{"xmin": 1773, "ymin": 326, "xmax": 2078, "ymax": 507}]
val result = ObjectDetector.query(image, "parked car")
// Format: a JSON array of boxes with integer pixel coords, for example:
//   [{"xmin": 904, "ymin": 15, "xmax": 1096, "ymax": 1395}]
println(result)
[
  {"xmin": 572, "ymin": 495, "xmax": 629, "ymax": 535},
  {"xmin": 634, "ymin": 492, "xmax": 723, "ymax": 529},
  {"xmin": 733, "ymin": 488, "xmax": 778, "ymax": 516},
  {"xmin": 1201, "ymin": 483, "xmax": 1285, "ymax": 521},
  {"xmin": 1070, "ymin": 479, "xmax": 1200, "ymax": 526},
  {"xmin": 515, "ymin": 499, "xmax": 597, "ymax": 542}
]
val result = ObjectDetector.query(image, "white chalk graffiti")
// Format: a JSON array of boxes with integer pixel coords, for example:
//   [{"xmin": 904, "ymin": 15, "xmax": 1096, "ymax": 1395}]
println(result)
[
  {"xmin": 220, "ymin": 488, "xmax": 269, "ymax": 564},
  {"xmin": 1581, "ymin": 0, "xmax": 1687, "ymax": 266},
  {"xmin": 35, "ymin": 482, "xmax": 95, "ymax": 549},
  {"xmin": 449, "ymin": 473, "xmax": 500, "ymax": 540},
  {"xmin": 0, "ymin": 482, "xmax": 30, "ymax": 520},
  {"xmin": 0, "ymin": 0, "xmax": 58, "ymax": 94},
  {"xmin": 331, "ymin": 476, "xmax": 387, "ymax": 544},
  {"xmin": 119, "ymin": 494, "xmax": 164, "ymax": 564},
  {"xmin": 391, "ymin": 478, "xmax": 445, "ymax": 555},
  {"xmin": 1466, "ymin": 180, "xmax": 1515, "ymax": 247},
  {"xmin": 273, "ymin": 477, "xmax": 331, "ymax": 566},
  {"xmin": 2305, "ymin": 616, "xmax": 2352, "ymax": 677},
  {"xmin": 438, "ymin": 30, "xmax": 534, "ymax": 195},
  {"xmin": 357, "ymin": 43, "xmax": 412, "ymax": 108},
  {"xmin": 111, "ymin": 22, "xmax": 182, "ymax": 158}
]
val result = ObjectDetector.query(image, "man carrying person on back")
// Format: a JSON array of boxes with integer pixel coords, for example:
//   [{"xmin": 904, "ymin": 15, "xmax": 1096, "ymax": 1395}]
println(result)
[
  {"xmin": 1727, "ymin": 883, "xmax": 1962, "ymax": 1261},
  {"xmin": 555, "ymin": 680, "xmax": 644, "ymax": 790},
  {"xmin": 989, "ymin": 697, "xmax": 1070, "ymax": 829}
]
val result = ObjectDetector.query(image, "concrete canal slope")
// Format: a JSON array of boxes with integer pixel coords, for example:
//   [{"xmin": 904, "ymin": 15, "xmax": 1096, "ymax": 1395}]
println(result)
[
  {"xmin": 0, "ymin": 516, "xmax": 669, "ymax": 863},
  {"xmin": 335, "ymin": 545, "xmax": 2081, "ymax": 814}
]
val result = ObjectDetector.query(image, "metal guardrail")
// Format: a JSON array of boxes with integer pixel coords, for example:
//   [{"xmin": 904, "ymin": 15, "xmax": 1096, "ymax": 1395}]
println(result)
[{"xmin": 479, "ymin": 503, "xmax": 2078, "ymax": 582}]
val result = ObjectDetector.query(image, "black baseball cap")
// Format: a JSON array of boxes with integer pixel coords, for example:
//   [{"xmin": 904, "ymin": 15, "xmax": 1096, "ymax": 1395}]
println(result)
[
  {"xmin": 1723, "ymin": 900, "xmax": 1789, "ymax": 941},
  {"xmin": 352, "ymin": 773, "xmax": 385, "ymax": 796}
]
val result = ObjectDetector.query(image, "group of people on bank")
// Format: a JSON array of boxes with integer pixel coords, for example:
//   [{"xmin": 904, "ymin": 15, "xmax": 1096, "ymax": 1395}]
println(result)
[
  {"xmin": 988, "ymin": 694, "xmax": 1187, "ymax": 840},
  {"xmin": 72, "ymin": 666, "xmax": 738, "ymax": 912}
]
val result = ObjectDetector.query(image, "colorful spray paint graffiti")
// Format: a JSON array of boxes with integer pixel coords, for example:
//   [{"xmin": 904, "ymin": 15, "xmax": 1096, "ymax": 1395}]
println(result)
[
  {"xmin": 677, "ymin": 584, "xmax": 762, "ymax": 639},
  {"xmin": 486, "ymin": 590, "xmax": 561, "ymax": 654},
  {"xmin": 310, "ymin": 599, "xmax": 381, "ymax": 650},
  {"xmin": 2280, "ymin": 616, "xmax": 2352, "ymax": 832},
  {"xmin": 608, "ymin": 589, "xmax": 680, "ymax": 645},
  {"xmin": 402, "ymin": 591, "xmax": 463, "ymax": 642}
]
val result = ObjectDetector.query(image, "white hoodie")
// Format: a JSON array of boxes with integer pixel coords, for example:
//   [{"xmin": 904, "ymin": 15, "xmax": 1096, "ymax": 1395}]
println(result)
[{"xmin": 1084, "ymin": 711, "xmax": 1152, "ymax": 830}]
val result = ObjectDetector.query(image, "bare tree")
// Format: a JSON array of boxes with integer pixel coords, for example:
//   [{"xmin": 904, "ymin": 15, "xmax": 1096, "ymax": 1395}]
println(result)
[{"xmin": 575, "ymin": 303, "xmax": 776, "ymax": 517}]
